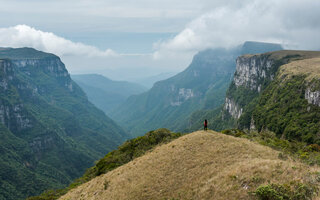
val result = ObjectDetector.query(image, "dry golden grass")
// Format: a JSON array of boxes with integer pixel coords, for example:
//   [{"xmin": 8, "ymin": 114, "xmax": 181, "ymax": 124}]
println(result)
[
  {"xmin": 60, "ymin": 131, "xmax": 320, "ymax": 200},
  {"xmin": 279, "ymin": 57, "xmax": 320, "ymax": 81}
]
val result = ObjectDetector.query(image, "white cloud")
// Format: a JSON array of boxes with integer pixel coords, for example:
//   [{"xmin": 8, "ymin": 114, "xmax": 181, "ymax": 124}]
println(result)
[
  {"xmin": 0, "ymin": 25, "xmax": 118, "ymax": 57},
  {"xmin": 154, "ymin": 0, "xmax": 320, "ymax": 59}
]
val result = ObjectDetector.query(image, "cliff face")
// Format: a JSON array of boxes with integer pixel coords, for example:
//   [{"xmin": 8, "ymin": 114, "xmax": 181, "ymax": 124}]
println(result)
[
  {"xmin": 224, "ymin": 97, "xmax": 243, "ymax": 119},
  {"xmin": 222, "ymin": 50, "xmax": 320, "ymax": 143},
  {"xmin": 305, "ymin": 85, "xmax": 320, "ymax": 107},
  {"xmin": 224, "ymin": 54, "xmax": 278, "ymax": 119},
  {"xmin": 0, "ymin": 59, "xmax": 32, "ymax": 132},
  {"xmin": 0, "ymin": 56, "xmax": 74, "ymax": 133},
  {"xmin": 234, "ymin": 55, "xmax": 274, "ymax": 92},
  {"xmin": 12, "ymin": 57, "xmax": 73, "ymax": 90},
  {"xmin": 225, "ymin": 51, "xmax": 320, "ymax": 123},
  {"xmin": 0, "ymin": 48, "xmax": 128, "ymax": 200}
]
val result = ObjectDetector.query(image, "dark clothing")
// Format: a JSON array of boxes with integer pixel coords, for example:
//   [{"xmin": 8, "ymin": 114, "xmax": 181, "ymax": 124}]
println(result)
[{"xmin": 204, "ymin": 120, "xmax": 208, "ymax": 131}]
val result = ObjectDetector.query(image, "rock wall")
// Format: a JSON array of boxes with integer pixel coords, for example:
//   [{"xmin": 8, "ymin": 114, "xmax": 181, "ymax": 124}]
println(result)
[
  {"xmin": 305, "ymin": 87, "xmax": 320, "ymax": 106},
  {"xmin": 224, "ymin": 97, "xmax": 243, "ymax": 119},
  {"xmin": 170, "ymin": 87, "xmax": 195, "ymax": 106},
  {"xmin": 12, "ymin": 57, "xmax": 73, "ymax": 91},
  {"xmin": 234, "ymin": 55, "xmax": 274, "ymax": 92},
  {"xmin": 0, "ymin": 60, "xmax": 33, "ymax": 132},
  {"xmin": 224, "ymin": 54, "xmax": 277, "ymax": 120}
]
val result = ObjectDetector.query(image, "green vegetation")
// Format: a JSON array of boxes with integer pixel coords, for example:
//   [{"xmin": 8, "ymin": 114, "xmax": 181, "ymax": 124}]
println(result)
[
  {"xmin": 110, "ymin": 48, "xmax": 237, "ymax": 137},
  {"xmin": 28, "ymin": 128, "xmax": 182, "ymax": 200},
  {"xmin": 110, "ymin": 42, "xmax": 283, "ymax": 137},
  {"xmin": 254, "ymin": 182, "xmax": 316, "ymax": 200},
  {"xmin": 234, "ymin": 54, "xmax": 299, "ymax": 130},
  {"xmin": 253, "ymin": 75, "xmax": 320, "ymax": 144},
  {"xmin": 0, "ymin": 47, "xmax": 56, "ymax": 59},
  {"xmin": 0, "ymin": 48, "xmax": 128, "ymax": 199},
  {"xmin": 205, "ymin": 51, "xmax": 320, "ymax": 147},
  {"xmin": 186, "ymin": 106, "xmax": 236, "ymax": 132}
]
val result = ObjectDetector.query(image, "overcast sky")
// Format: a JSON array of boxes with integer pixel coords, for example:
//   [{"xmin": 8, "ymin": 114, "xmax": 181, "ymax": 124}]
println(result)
[{"xmin": 0, "ymin": 0, "xmax": 319, "ymax": 81}]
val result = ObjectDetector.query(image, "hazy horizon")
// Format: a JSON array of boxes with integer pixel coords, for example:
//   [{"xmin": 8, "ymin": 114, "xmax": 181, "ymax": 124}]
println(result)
[{"xmin": 0, "ymin": 0, "xmax": 319, "ymax": 81}]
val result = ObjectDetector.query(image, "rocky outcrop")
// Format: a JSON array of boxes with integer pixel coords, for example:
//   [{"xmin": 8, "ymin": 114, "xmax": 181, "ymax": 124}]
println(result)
[
  {"xmin": 12, "ymin": 57, "xmax": 68, "ymax": 77},
  {"xmin": 305, "ymin": 87, "xmax": 320, "ymax": 106},
  {"xmin": 0, "ymin": 60, "xmax": 32, "ymax": 132},
  {"xmin": 170, "ymin": 88, "xmax": 195, "ymax": 106},
  {"xmin": 0, "ymin": 60, "xmax": 14, "ymax": 90},
  {"xmin": 224, "ymin": 97, "xmax": 243, "ymax": 119},
  {"xmin": 0, "ymin": 103, "xmax": 32, "ymax": 131},
  {"xmin": 234, "ymin": 55, "xmax": 274, "ymax": 92},
  {"xmin": 29, "ymin": 133, "xmax": 61, "ymax": 154},
  {"xmin": 224, "ymin": 54, "xmax": 278, "ymax": 120},
  {"xmin": 0, "ymin": 103, "xmax": 33, "ymax": 133},
  {"xmin": 12, "ymin": 57, "xmax": 73, "ymax": 91}
]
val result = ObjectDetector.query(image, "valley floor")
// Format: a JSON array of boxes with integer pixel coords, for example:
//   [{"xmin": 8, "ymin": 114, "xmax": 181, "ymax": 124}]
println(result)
[{"xmin": 60, "ymin": 131, "xmax": 320, "ymax": 200}]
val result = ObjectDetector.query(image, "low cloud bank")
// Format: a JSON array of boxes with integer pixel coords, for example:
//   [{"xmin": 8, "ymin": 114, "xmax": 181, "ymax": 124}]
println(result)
[
  {"xmin": 0, "ymin": 25, "xmax": 117, "ymax": 57},
  {"xmin": 154, "ymin": 0, "xmax": 320, "ymax": 59}
]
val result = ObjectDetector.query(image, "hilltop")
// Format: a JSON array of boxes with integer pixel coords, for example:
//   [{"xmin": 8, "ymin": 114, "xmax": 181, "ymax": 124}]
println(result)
[{"xmin": 60, "ymin": 131, "xmax": 320, "ymax": 200}]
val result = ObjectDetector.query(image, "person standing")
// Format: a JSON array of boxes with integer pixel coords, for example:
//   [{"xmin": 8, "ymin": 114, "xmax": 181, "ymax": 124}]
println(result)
[{"xmin": 204, "ymin": 119, "xmax": 208, "ymax": 131}]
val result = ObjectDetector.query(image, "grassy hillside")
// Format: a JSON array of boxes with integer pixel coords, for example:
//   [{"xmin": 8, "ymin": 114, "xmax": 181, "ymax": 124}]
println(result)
[{"xmin": 60, "ymin": 131, "xmax": 320, "ymax": 200}]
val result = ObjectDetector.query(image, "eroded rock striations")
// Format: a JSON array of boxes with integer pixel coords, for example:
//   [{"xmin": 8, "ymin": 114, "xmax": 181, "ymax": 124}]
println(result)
[
  {"xmin": 224, "ymin": 54, "xmax": 278, "ymax": 119},
  {"xmin": 234, "ymin": 55, "xmax": 274, "ymax": 92},
  {"xmin": 222, "ymin": 50, "xmax": 320, "ymax": 144},
  {"xmin": 305, "ymin": 87, "xmax": 320, "ymax": 107}
]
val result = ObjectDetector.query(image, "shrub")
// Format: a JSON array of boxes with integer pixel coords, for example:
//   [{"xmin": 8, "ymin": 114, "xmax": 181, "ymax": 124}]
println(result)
[
  {"xmin": 255, "ymin": 182, "xmax": 317, "ymax": 200},
  {"xmin": 221, "ymin": 129, "xmax": 246, "ymax": 137}
]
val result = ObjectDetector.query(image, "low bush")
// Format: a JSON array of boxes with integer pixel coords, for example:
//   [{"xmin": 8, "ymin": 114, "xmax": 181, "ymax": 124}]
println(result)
[{"xmin": 255, "ymin": 182, "xmax": 317, "ymax": 200}]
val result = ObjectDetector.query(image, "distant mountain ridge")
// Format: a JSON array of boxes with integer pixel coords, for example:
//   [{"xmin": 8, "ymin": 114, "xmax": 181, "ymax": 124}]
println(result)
[
  {"xmin": 0, "ymin": 47, "xmax": 129, "ymax": 199},
  {"xmin": 240, "ymin": 41, "xmax": 283, "ymax": 55},
  {"xmin": 71, "ymin": 74, "xmax": 147, "ymax": 114},
  {"xmin": 134, "ymin": 72, "xmax": 178, "ymax": 88},
  {"xmin": 111, "ymin": 41, "xmax": 283, "ymax": 136}
]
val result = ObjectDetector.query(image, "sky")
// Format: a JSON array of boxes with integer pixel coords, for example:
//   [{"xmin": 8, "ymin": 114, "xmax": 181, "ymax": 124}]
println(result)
[{"xmin": 0, "ymin": 0, "xmax": 319, "ymax": 81}]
